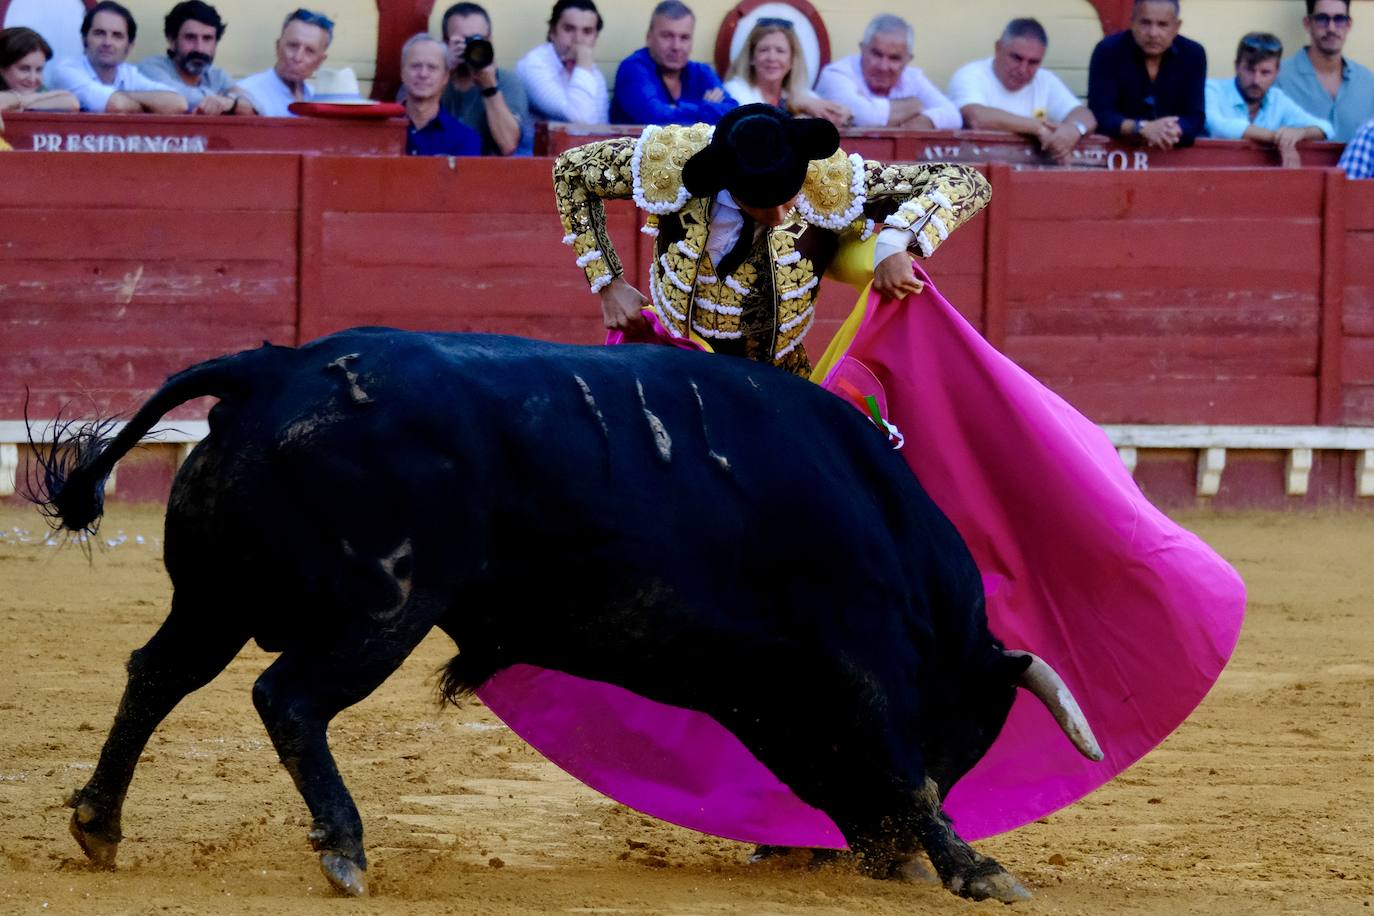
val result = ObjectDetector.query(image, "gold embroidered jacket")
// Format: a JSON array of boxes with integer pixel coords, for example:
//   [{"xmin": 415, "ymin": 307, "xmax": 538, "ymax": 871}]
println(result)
[{"xmin": 553, "ymin": 124, "xmax": 991, "ymax": 367}]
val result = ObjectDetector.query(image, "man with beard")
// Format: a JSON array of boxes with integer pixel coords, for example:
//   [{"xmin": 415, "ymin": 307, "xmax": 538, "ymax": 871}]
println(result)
[
  {"xmin": 1204, "ymin": 33, "xmax": 1330, "ymax": 167},
  {"xmin": 1276, "ymin": 0, "xmax": 1374, "ymax": 143},
  {"xmin": 237, "ymin": 8, "xmax": 331, "ymax": 118},
  {"xmin": 1087, "ymin": 0, "xmax": 1205, "ymax": 149},
  {"xmin": 439, "ymin": 2, "xmax": 527, "ymax": 156},
  {"xmin": 49, "ymin": 1, "xmax": 186, "ymax": 113},
  {"xmin": 138, "ymin": 1, "xmax": 254, "ymax": 116}
]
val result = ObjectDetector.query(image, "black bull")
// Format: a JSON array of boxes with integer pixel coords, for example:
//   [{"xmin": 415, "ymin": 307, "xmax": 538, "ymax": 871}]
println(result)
[{"xmin": 30, "ymin": 329, "xmax": 1101, "ymax": 903}]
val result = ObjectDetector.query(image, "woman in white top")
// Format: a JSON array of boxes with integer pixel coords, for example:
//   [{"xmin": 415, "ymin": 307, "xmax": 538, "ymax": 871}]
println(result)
[{"xmin": 722, "ymin": 19, "xmax": 850, "ymax": 128}]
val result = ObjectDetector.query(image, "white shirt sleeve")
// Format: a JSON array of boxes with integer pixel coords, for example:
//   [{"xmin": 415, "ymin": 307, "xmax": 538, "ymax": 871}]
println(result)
[
  {"xmin": 1041, "ymin": 70, "xmax": 1083, "ymax": 125},
  {"xmin": 945, "ymin": 61, "xmax": 988, "ymax": 110},
  {"xmin": 905, "ymin": 69, "xmax": 962, "ymax": 130},
  {"xmin": 517, "ymin": 44, "xmax": 608, "ymax": 124},
  {"xmin": 816, "ymin": 60, "xmax": 890, "ymax": 127},
  {"xmin": 874, "ymin": 228, "xmax": 914, "ymax": 267},
  {"xmin": 48, "ymin": 57, "xmax": 116, "ymax": 112},
  {"xmin": 564, "ymin": 65, "xmax": 609, "ymax": 124},
  {"xmin": 119, "ymin": 64, "xmax": 181, "ymax": 95}
]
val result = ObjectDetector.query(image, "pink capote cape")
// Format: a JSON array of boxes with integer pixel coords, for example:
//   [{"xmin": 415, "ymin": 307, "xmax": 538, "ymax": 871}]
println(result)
[{"xmin": 475, "ymin": 270, "xmax": 1246, "ymax": 844}]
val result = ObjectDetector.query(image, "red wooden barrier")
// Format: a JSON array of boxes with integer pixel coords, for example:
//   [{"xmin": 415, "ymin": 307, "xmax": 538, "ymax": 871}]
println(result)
[
  {"xmin": 4, "ymin": 151, "xmax": 1374, "ymax": 507},
  {"xmin": 0, "ymin": 153, "xmax": 301, "ymax": 420},
  {"xmin": 0, "ymin": 112, "xmax": 406, "ymax": 156},
  {"xmin": 1000, "ymin": 168, "xmax": 1326, "ymax": 424},
  {"xmin": 1343, "ymin": 180, "xmax": 1374, "ymax": 424},
  {"xmin": 297, "ymin": 156, "xmax": 642, "ymax": 345},
  {"xmin": 537, "ymin": 124, "xmax": 1346, "ymax": 170}
]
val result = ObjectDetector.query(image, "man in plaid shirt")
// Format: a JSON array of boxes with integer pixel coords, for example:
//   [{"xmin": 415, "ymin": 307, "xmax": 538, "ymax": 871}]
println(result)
[{"xmin": 1341, "ymin": 116, "xmax": 1374, "ymax": 178}]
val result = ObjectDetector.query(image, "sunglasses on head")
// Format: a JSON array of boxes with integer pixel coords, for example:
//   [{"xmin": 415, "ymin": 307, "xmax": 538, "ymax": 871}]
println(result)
[
  {"xmin": 1311, "ymin": 12, "xmax": 1352, "ymax": 27},
  {"xmin": 1239, "ymin": 34, "xmax": 1282, "ymax": 53},
  {"xmin": 756, "ymin": 17, "xmax": 794, "ymax": 30},
  {"xmin": 291, "ymin": 9, "xmax": 335, "ymax": 33}
]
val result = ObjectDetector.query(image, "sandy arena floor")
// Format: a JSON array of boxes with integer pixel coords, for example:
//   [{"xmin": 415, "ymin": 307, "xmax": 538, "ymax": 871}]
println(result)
[{"xmin": 0, "ymin": 503, "xmax": 1371, "ymax": 915}]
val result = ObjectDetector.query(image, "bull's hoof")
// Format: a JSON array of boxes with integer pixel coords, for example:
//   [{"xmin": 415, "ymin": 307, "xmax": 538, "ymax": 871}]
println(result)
[
  {"xmin": 319, "ymin": 852, "xmax": 367, "ymax": 897},
  {"xmin": 67, "ymin": 797, "xmax": 120, "ymax": 870},
  {"xmin": 950, "ymin": 868, "xmax": 1032, "ymax": 903},
  {"xmin": 893, "ymin": 854, "xmax": 938, "ymax": 884}
]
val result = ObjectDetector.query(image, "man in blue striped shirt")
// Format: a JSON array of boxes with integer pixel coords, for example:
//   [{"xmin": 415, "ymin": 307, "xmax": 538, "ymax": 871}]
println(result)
[{"xmin": 1205, "ymin": 33, "xmax": 1332, "ymax": 167}]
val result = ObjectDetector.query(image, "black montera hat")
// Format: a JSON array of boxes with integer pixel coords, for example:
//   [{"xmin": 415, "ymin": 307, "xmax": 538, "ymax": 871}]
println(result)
[{"xmin": 682, "ymin": 104, "xmax": 840, "ymax": 208}]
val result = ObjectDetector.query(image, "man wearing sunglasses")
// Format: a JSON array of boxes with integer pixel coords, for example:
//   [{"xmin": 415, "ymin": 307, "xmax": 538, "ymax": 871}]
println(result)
[
  {"xmin": 236, "ymin": 8, "xmax": 331, "ymax": 117},
  {"xmin": 1276, "ymin": 0, "xmax": 1374, "ymax": 142},
  {"xmin": 1205, "ymin": 32, "xmax": 1331, "ymax": 167}
]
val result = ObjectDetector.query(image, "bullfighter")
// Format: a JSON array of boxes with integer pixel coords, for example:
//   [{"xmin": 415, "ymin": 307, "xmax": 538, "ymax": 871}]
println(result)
[{"xmin": 553, "ymin": 103, "xmax": 989, "ymax": 374}]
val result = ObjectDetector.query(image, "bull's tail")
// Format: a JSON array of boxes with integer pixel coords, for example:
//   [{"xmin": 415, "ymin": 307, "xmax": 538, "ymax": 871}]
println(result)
[{"xmin": 25, "ymin": 344, "xmax": 283, "ymax": 534}]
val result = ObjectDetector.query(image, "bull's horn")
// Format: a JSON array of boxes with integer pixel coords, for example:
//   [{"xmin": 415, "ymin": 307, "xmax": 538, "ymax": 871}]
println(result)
[{"xmin": 1005, "ymin": 650, "xmax": 1104, "ymax": 762}]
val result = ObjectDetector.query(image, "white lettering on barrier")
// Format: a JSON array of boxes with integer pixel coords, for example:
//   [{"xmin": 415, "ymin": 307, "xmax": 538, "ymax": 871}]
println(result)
[
  {"xmin": 30, "ymin": 133, "xmax": 208, "ymax": 153},
  {"xmin": 1134, "ymin": 150, "xmax": 1149, "ymax": 170},
  {"xmin": 1107, "ymin": 150, "xmax": 1128, "ymax": 170}
]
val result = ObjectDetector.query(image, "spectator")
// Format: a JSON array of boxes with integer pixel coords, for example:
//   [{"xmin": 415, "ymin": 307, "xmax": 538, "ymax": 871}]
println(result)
[
  {"xmin": 401, "ymin": 34, "xmax": 479, "ymax": 156},
  {"xmin": 1087, "ymin": 0, "xmax": 1205, "ymax": 148},
  {"xmin": 814, "ymin": 14, "xmax": 960, "ymax": 130},
  {"xmin": 610, "ymin": 0, "xmax": 736, "ymax": 126},
  {"xmin": 1205, "ymin": 33, "xmax": 1331, "ymax": 168},
  {"xmin": 236, "ymin": 9, "xmax": 331, "ymax": 117},
  {"xmin": 0, "ymin": 27, "xmax": 79, "ymax": 111},
  {"xmin": 137, "ymin": 2, "xmax": 254, "ymax": 116},
  {"xmin": 1276, "ymin": 0, "xmax": 1374, "ymax": 143},
  {"xmin": 440, "ymin": 2, "xmax": 528, "ymax": 156},
  {"xmin": 516, "ymin": 0, "xmax": 608, "ymax": 125},
  {"xmin": 2, "ymin": 3, "xmax": 83, "ymax": 82},
  {"xmin": 947, "ymin": 18, "xmax": 1095, "ymax": 164},
  {"xmin": 1339, "ymin": 116, "xmax": 1374, "ymax": 178},
  {"xmin": 48, "ymin": 1, "xmax": 187, "ymax": 113},
  {"xmin": 721, "ymin": 18, "xmax": 850, "ymax": 127}
]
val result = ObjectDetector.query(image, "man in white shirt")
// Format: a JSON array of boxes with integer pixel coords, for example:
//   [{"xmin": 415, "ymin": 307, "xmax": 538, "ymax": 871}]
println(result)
[
  {"xmin": 814, "ymin": 13, "xmax": 960, "ymax": 130},
  {"xmin": 237, "ymin": 8, "xmax": 332, "ymax": 117},
  {"xmin": 47, "ymin": 1, "xmax": 187, "ymax": 113},
  {"xmin": 517, "ymin": 0, "xmax": 608, "ymax": 124},
  {"xmin": 947, "ymin": 18, "xmax": 1096, "ymax": 164}
]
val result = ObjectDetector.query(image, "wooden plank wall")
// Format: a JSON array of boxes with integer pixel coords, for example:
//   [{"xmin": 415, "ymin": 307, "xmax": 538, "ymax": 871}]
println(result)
[
  {"xmin": 1000, "ymin": 169, "xmax": 1326, "ymax": 424},
  {"xmin": 0, "ymin": 153, "xmax": 300, "ymax": 420},
  {"xmin": 1, "ymin": 151, "xmax": 1370, "ymax": 434},
  {"xmin": 1344, "ymin": 180, "xmax": 1374, "ymax": 425},
  {"xmin": 299, "ymin": 157, "xmax": 637, "ymax": 346}
]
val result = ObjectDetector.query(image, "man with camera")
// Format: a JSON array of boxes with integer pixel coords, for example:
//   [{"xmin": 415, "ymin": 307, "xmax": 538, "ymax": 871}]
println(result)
[{"xmin": 439, "ymin": 2, "xmax": 528, "ymax": 155}]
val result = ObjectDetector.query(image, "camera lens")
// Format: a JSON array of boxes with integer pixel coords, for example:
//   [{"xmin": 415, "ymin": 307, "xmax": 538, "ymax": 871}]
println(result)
[{"xmin": 463, "ymin": 36, "xmax": 494, "ymax": 69}]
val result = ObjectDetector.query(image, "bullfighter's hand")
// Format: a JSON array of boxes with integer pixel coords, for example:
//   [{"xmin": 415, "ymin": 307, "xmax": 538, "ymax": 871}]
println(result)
[
  {"xmin": 599, "ymin": 277, "xmax": 651, "ymax": 332},
  {"xmin": 873, "ymin": 252, "xmax": 924, "ymax": 300}
]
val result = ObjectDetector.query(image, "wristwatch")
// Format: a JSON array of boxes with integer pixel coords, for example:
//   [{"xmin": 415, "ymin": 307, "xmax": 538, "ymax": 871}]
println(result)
[
  {"xmin": 1073, "ymin": 120, "xmax": 1088, "ymax": 137},
  {"xmin": 481, "ymin": 85, "xmax": 500, "ymax": 98}
]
